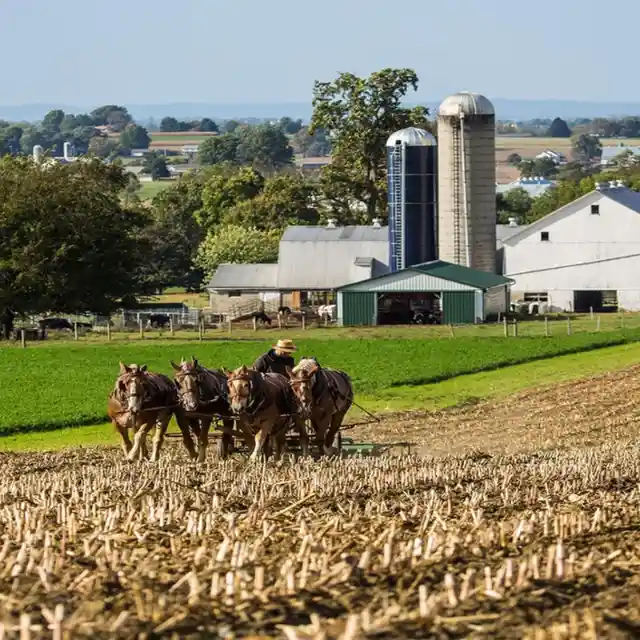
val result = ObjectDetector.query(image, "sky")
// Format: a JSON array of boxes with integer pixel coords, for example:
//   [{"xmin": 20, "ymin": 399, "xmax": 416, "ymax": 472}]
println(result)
[{"xmin": 0, "ymin": 0, "xmax": 636, "ymax": 106}]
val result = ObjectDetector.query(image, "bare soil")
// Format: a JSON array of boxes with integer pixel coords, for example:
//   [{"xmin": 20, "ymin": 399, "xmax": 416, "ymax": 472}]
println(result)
[{"xmin": 2, "ymin": 366, "xmax": 640, "ymax": 638}]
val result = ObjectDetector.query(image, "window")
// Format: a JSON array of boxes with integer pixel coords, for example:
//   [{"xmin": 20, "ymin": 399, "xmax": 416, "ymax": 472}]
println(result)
[
  {"xmin": 524, "ymin": 292, "xmax": 548, "ymax": 302},
  {"xmin": 540, "ymin": 231, "xmax": 549, "ymax": 241},
  {"xmin": 591, "ymin": 204, "xmax": 600, "ymax": 215}
]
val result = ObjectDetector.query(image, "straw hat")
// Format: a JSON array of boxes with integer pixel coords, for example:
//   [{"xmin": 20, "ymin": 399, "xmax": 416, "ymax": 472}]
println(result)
[{"xmin": 273, "ymin": 339, "xmax": 297, "ymax": 353}]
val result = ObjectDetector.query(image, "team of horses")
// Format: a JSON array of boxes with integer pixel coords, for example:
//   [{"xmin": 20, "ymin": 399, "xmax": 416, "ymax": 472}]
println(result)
[{"xmin": 107, "ymin": 357, "xmax": 353, "ymax": 463}]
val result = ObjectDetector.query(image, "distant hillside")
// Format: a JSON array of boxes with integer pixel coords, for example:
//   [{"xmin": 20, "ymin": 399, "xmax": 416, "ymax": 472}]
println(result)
[{"xmin": 3, "ymin": 98, "xmax": 640, "ymax": 123}]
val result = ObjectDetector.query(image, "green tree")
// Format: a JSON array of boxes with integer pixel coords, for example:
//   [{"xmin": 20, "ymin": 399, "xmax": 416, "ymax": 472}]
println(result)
[
  {"xmin": 279, "ymin": 117, "xmax": 303, "ymax": 134},
  {"xmin": 547, "ymin": 117, "xmax": 572, "ymax": 137},
  {"xmin": 235, "ymin": 123, "xmax": 294, "ymax": 170},
  {"xmin": 196, "ymin": 225, "xmax": 281, "ymax": 277},
  {"xmin": 90, "ymin": 105, "xmax": 132, "ymax": 132},
  {"xmin": 293, "ymin": 126, "xmax": 332, "ymax": 157},
  {"xmin": 506, "ymin": 152, "xmax": 521, "ymax": 166},
  {"xmin": 572, "ymin": 133, "xmax": 602, "ymax": 162},
  {"xmin": 223, "ymin": 173, "xmax": 319, "ymax": 229},
  {"xmin": 198, "ymin": 133, "xmax": 240, "ymax": 165},
  {"xmin": 120, "ymin": 124, "xmax": 151, "ymax": 150},
  {"xmin": 222, "ymin": 120, "xmax": 239, "ymax": 133},
  {"xmin": 199, "ymin": 118, "xmax": 219, "ymax": 132},
  {"xmin": 518, "ymin": 157, "xmax": 557, "ymax": 178},
  {"xmin": 496, "ymin": 187, "xmax": 533, "ymax": 223},
  {"xmin": 198, "ymin": 166, "xmax": 265, "ymax": 230},
  {"xmin": 142, "ymin": 152, "xmax": 170, "ymax": 179},
  {"xmin": 42, "ymin": 109, "xmax": 65, "ymax": 133},
  {"xmin": 1, "ymin": 125, "xmax": 23, "ymax": 155},
  {"xmin": 160, "ymin": 116, "xmax": 181, "ymax": 132},
  {"xmin": 0, "ymin": 156, "xmax": 152, "ymax": 316},
  {"xmin": 310, "ymin": 68, "xmax": 429, "ymax": 220},
  {"xmin": 88, "ymin": 135, "xmax": 120, "ymax": 158}
]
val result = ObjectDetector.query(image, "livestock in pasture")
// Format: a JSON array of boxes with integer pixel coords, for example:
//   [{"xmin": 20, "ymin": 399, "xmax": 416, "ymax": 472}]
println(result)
[
  {"xmin": 317, "ymin": 304, "xmax": 336, "ymax": 322},
  {"xmin": 224, "ymin": 365, "xmax": 308, "ymax": 461},
  {"xmin": 171, "ymin": 357, "xmax": 235, "ymax": 461},
  {"xmin": 286, "ymin": 357, "xmax": 353, "ymax": 456},
  {"xmin": 251, "ymin": 310, "xmax": 272, "ymax": 326},
  {"xmin": 38, "ymin": 317, "xmax": 73, "ymax": 331},
  {"xmin": 147, "ymin": 313, "xmax": 171, "ymax": 329},
  {"xmin": 107, "ymin": 362, "xmax": 195, "ymax": 462}
]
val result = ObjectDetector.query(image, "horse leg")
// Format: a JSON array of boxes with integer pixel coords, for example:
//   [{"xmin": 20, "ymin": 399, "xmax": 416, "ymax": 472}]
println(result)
[
  {"xmin": 128, "ymin": 421, "xmax": 153, "ymax": 462},
  {"xmin": 174, "ymin": 410, "xmax": 198, "ymax": 461},
  {"xmin": 114, "ymin": 420, "xmax": 132, "ymax": 458},
  {"xmin": 293, "ymin": 416, "xmax": 309, "ymax": 458},
  {"xmin": 250, "ymin": 425, "xmax": 269, "ymax": 461},
  {"xmin": 219, "ymin": 418, "xmax": 235, "ymax": 459},
  {"xmin": 324, "ymin": 410, "xmax": 347, "ymax": 457},
  {"xmin": 151, "ymin": 411, "xmax": 171, "ymax": 462},
  {"xmin": 197, "ymin": 417, "xmax": 212, "ymax": 464}
]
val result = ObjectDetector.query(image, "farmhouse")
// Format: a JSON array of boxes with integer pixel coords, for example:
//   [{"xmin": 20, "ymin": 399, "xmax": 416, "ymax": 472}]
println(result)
[
  {"xmin": 206, "ymin": 222, "xmax": 389, "ymax": 317},
  {"xmin": 496, "ymin": 177, "xmax": 555, "ymax": 198},
  {"xmin": 336, "ymin": 261, "xmax": 513, "ymax": 326},
  {"xmin": 502, "ymin": 180, "xmax": 640, "ymax": 312},
  {"xmin": 535, "ymin": 149, "xmax": 567, "ymax": 165}
]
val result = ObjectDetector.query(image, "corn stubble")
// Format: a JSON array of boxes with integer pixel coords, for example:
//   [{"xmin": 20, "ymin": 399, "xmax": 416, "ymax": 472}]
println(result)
[{"xmin": 1, "ymin": 436, "xmax": 640, "ymax": 639}]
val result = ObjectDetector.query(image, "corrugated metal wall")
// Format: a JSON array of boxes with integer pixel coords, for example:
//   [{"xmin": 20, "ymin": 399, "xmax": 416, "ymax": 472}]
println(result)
[
  {"xmin": 340, "ymin": 292, "xmax": 376, "ymax": 326},
  {"xmin": 442, "ymin": 291, "xmax": 476, "ymax": 324}
]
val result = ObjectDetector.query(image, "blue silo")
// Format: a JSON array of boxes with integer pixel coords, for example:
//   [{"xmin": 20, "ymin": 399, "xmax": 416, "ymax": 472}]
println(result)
[{"xmin": 386, "ymin": 127, "xmax": 437, "ymax": 272}]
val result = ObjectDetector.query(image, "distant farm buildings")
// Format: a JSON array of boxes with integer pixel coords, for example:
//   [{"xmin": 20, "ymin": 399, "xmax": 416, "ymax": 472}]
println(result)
[{"xmin": 496, "ymin": 177, "xmax": 555, "ymax": 198}]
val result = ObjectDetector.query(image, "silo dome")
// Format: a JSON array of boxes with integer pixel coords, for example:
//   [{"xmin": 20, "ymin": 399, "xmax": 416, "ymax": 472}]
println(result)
[
  {"xmin": 386, "ymin": 127, "xmax": 436, "ymax": 147},
  {"xmin": 438, "ymin": 91, "xmax": 494, "ymax": 117}
]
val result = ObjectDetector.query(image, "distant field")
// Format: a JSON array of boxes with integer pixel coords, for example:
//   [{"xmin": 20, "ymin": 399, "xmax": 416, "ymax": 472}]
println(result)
[
  {"xmin": 149, "ymin": 132, "xmax": 215, "ymax": 148},
  {"xmin": 138, "ymin": 180, "xmax": 174, "ymax": 200}
]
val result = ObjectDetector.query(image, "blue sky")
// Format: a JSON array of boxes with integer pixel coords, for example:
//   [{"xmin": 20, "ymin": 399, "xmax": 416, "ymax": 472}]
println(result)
[{"xmin": 0, "ymin": 0, "xmax": 633, "ymax": 106}]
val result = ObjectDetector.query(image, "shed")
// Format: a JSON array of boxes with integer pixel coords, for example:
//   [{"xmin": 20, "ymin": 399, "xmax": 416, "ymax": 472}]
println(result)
[{"xmin": 336, "ymin": 260, "xmax": 514, "ymax": 326}]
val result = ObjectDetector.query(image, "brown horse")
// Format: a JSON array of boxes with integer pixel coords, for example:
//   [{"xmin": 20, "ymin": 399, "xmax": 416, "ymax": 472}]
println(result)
[
  {"xmin": 171, "ymin": 357, "xmax": 235, "ymax": 462},
  {"xmin": 224, "ymin": 365, "xmax": 308, "ymax": 461},
  {"xmin": 107, "ymin": 362, "xmax": 193, "ymax": 462},
  {"xmin": 286, "ymin": 357, "xmax": 353, "ymax": 456}
]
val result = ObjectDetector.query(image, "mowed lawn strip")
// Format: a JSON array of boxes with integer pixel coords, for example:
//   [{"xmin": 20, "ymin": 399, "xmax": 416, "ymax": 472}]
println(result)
[
  {"xmin": 4, "ymin": 339, "xmax": 640, "ymax": 452},
  {"xmin": 1, "ymin": 331, "xmax": 640, "ymax": 435}
]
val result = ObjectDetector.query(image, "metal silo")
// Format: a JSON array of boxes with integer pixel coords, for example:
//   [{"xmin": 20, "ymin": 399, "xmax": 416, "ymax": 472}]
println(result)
[
  {"xmin": 437, "ymin": 91, "xmax": 496, "ymax": 273},
  {"xmin": 33, "ymin": 145, "xmax": 44, "ymax": 164},
  {"xmin": 386, "ymin": 126, "xmax": 437, "ymax": 272},
  {"xmin": 63, "ymin": 141, "xmax": 73, "ymax": 161}
]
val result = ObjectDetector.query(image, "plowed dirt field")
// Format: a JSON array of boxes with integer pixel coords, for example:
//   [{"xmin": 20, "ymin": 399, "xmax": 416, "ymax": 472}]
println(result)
[{"xmin": 2, "ymin": 366, "xmax": 640, "ymax": 638}]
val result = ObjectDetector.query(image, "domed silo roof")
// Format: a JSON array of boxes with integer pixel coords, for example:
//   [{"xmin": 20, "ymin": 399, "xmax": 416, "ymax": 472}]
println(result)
[
  {"xmin": 438, "ymin": 91, "xmax": 495, "ymax": 117},
  {"xmin": 386, "ymin": 126, "xmax": 436, "ymax": 147}
]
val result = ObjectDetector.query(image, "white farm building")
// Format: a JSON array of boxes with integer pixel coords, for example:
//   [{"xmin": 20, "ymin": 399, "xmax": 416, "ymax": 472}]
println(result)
[{"xmin": 502, "ymin": 180, "xmax": 640, "ymax": 312}]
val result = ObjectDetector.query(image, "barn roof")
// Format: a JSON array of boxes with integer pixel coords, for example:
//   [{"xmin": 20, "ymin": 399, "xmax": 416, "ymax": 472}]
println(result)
[
  {"xmin": 280, "ymin": 225, "xmax": 388, "ymax": 243},
  {"xmin": 207, "ymin": 263, "xmax": 279, "ymax": 290}
]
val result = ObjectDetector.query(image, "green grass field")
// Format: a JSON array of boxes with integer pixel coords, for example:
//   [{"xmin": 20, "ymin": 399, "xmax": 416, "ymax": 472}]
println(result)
[
  {"xmin": 4, "ymin": 339, "xmax": 640, "ymax": 452},
  {"xmin": 2, "ymin": 330, "xmax": 640, "ymax": 436},
  {"xmin": 138, "ymin": 180, "xmax": 175, "ymax": 200}
]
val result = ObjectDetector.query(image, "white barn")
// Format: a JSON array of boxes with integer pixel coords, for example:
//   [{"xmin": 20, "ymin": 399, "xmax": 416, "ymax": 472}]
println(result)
[{"xmin": 502, "ymin": 180, "xmax": 640, "ymax": 312}]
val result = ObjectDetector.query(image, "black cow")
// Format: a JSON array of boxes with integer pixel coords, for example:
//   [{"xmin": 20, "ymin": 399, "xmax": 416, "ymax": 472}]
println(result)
[
  {"xmin": 251, "ymin": 311, "xmax": 272, "ymax": 326},
  {"xmin": 147, "ymin": 313, "xmax": 171, "ymax": 329},
  {"xmin": 38, "ymin": 317, "xmax": 73, "ymax": 331}
]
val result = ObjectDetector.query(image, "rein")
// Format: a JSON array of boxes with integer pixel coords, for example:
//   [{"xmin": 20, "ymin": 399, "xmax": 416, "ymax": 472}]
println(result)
[{"xmin": 228, "ymin": 372, "xmax": 266, "ymax": 417}]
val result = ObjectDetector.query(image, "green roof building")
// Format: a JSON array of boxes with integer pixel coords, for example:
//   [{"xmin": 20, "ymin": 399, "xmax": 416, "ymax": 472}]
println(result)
[{"xmin": 336, "ymin": 260, "xmax": 514, "ymax": 326}]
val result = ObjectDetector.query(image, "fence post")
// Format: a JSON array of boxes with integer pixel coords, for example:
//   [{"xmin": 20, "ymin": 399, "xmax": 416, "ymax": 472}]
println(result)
[
  {"xmin": 567, "ymin": 316, "xmax": 572, "ymax": 335},
  {"xmin": 302, "ymin": 313, "xmax": 306, "ymax": 330},
  {"xmin": 277, "ymin": 314, "xmax": 282, "ymax": 329},
  {"xmin": 169, "ymin": 315, "xmax": 174, "ymax": 337},
  {"xmin": 139, "ymin": 317, "xmax": 144, "ymax": 339},
  {"xmin": 503, "ymin": 316, "xmax": 508, "ymax": 337},
  {"xmin": 252, "ymin": 316, "xmax": 257, "ymax": 332},
  {"xmin": 107, "ymin": 320, "xmax": 112, "ymax": 341},
  {"xmin": 596, "ymin": 315, "xmax": 601, "ymax": 331},
  {"xmin": 512, "ymin": 319, "xmax": 518, "ymax": 337},
  {"xmin": 21, "ymin": 329, "xmax": 26, "ymax": 348},
  {"xmin": 199, "ymin": 319, "xmax": 204, "ymax": 341},
  {"xmin": 448, "ymin": 323, "xmax": 455, "ymax": 338},
  {"xmin": 324, "ymin": 313, "xmax": 329, "ymax": 327},
  {"xmin": 544, "ymin": 315, "xmax": 549, "ymax": 337},
  {"xmin": 589, "ymin": 306, "xmax": 594, "ymax": 320},
  {"xmin": 620, "ymin": 313, "xmax": 625, "ymax": 329},
  {"xmin": 73, "ymin": 322, "xmax": 78, "ymax": 341},
  {"xmin": 228, "ymin": 317, "xmax": 232, "ymax": 334}
]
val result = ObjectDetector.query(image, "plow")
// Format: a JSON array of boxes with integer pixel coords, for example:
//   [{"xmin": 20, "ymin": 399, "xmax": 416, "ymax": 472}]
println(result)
[{"xmin": 165, "ymin": 406, "xmax": 415, "ymax": 459}]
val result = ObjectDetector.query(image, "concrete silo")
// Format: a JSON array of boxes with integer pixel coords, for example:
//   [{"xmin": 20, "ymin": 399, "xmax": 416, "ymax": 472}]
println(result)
[
  {"xmin": 437, "ymin": 91, "xmax": 496, "ymax": 273},
  {"xmin": 63, "ymin": 141, "xmax": 73, "ymax": 161},
  {"xmin": 386, "ymin": 126, "xmax": 437, "ymax": 272}
]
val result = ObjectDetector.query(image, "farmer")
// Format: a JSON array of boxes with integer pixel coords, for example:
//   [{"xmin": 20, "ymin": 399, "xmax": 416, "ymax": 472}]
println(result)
[{"xmin": 253, "ymin": 338, "xmax": 297, "ymax": 376}]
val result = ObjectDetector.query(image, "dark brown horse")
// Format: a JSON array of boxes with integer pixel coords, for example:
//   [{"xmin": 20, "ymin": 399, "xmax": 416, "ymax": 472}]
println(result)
[
  {"xmin": 107, "ymin": 362, "xmax": 194, "ymax": 462},
  {"xmin": 286, "ymin": 358, "xmax": 353, "ymax": 456},
  {"xmin": 224, "ymin": 365, "xmax": 308, "ymax": 461},
  {"xmin": 171, "ymin": 357, "xmax": 235, "ymax": 462}
]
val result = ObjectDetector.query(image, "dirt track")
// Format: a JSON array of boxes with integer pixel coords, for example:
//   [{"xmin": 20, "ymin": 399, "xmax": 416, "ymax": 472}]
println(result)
[{"xmin": 2, "ymin": 367, "xmax": 640, "ymax": 637}]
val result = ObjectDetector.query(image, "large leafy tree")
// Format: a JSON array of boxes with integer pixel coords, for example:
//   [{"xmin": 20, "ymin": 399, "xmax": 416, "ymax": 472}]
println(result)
[
  {"xmin": 0, "ymin": 156, "xmax": 152, "ymax": 316},
  {"xmin": 235, "ymin": 124, "xmax": 293, "ymax": 170},
  {"xmin": 196, "ymin": 225, "xmax": 281, "ymax": 278},
  {"xmin": 120, "ymin": 124, "xmax": 151, "ymax": 150},
  {"xmin": 309, "ymin": 68, "xmax": 430, "ymax": 221}
]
